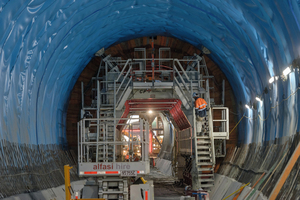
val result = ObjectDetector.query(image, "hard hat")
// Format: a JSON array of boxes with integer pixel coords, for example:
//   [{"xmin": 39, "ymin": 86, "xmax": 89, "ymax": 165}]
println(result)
[{"xmin": 193, "ymin": 92, "xmax": 198, "ymax": 98}]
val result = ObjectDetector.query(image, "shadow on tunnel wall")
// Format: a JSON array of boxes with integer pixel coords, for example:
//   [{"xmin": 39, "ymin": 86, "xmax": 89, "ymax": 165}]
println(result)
[{"xmin": 0, "ymin": 141, "xmax": 79, "ymax": 198}]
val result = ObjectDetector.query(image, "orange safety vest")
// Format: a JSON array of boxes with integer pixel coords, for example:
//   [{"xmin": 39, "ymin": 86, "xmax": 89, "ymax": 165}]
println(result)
[{"xmin": 195, "ymin": 98, "xmax": 207, "ymax": 110}]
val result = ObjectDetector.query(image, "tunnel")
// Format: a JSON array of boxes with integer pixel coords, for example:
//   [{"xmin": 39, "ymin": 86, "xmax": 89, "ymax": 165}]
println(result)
[{"xmin": 0, "ymin": 0, "xmax": 300, "ymax": 199}]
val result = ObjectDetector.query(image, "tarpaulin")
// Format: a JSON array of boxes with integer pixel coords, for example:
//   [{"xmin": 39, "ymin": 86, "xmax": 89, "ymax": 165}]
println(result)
[{"xmin": 0, "ymin": 0, "xmax": 300, "ymax": 147}]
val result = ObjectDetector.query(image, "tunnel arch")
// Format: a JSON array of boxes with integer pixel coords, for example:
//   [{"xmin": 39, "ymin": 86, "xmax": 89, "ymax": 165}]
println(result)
[
  {"xmin": 0, "ymin": 0, "xmax": 300, "ymax": 197},
  {"xmin": 1, "ymin": 1, "xmax": 299, "ymax": 146},
  {"xmin": 1, "ymin": 1, "xmax": 299, "ymax": 147}
]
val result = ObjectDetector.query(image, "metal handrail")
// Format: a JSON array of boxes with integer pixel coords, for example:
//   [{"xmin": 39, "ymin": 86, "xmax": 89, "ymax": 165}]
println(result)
[
  {"xmin": 205, "ymin": 79, "xmax": 210, "ymax": 108},
  {"xmin": 173, "ymin": 66, "xmax": 191, "ymax": 93},
  {"xmin": 116, "ymin": 65, "xmax": 132, "ymax": 95},
  {"xmin": 78, "ymin": 118, "xmax": 149, "ymax": 163},
  {"xmin": 208, "ymin": 108, "xmax": 216, "ymax": 165},
  {"xmin": 116, "ymin": 59, "xmax": 131, "ymax": 82},
  {"xmin": 174, "ymin": 59, "xmax": 191, "ymax": 82},
  {"xmin": 173, "ymin": 77, "xmax": 193, "ymax": 108},
  {"xmin": 116, "ymin": 76, "xmax": 132, "ymax": 107},
  {"xmin": 81, "ymin": 117, "xmax": 140, "ymax": 121},
  {"xmin": 132, "ymin": 70, "xmax": 173, "ymax": 73},
  {"xmin": 132, "ymin": 58, "xmax": 200, "ymax": 62},
  {"xmin": 80, "ymin": 141, "xmax": 147, "ymax": 145}
]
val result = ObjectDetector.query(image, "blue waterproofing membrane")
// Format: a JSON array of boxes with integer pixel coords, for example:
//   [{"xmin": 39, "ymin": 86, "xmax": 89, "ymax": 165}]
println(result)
[{"xmin": 0, "ymin": 0, "xmax": 300, "ymax": 146}]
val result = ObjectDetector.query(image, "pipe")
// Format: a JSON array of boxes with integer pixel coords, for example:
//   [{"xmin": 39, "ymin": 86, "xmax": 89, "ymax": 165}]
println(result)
[
  {"xmin": 269, "ymin": 142, "xmax": 300, "ymax": 200},
  {"xmin": 243, "ymin": 172, "xmax": 265, "ymax": 199},
  {"xmin": 222, "ymin": 182, "xmax": 250, "ymax": 200},
  {"xmin": 151, "ymin": 37, "xmax": 155, "ymax": 86}
]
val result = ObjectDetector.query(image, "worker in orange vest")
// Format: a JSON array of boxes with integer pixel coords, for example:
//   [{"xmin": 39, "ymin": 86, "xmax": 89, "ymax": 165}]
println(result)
[{"xmin": 193, "ymin": 92, "xmax": 207, "ymax": 120}]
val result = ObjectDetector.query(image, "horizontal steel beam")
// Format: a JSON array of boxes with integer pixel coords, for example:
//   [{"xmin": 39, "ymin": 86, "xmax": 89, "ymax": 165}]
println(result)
[{"xmin": 128, "ymin": 102, "xmax": 177, "ymax": 104}]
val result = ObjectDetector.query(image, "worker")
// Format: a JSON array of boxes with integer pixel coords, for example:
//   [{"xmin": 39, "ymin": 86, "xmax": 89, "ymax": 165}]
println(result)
[{"xmin": 193, "ymin": 92, "xmax": 207, "ymax": 121}]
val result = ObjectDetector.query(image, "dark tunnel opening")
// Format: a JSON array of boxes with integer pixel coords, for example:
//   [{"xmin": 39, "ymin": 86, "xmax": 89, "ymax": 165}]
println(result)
[{"xmin": 66, "ymin": 36, "xmax": 238, "ymax": 150}]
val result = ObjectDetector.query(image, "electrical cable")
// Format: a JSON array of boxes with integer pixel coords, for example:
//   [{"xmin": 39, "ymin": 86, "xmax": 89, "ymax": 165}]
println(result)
[
  {"xmin": 227, "ymin": 86, "xmax": 299, "ymax": 135},
  {"xmin": 244, "ymin": 87, "xmax": 300, "ymax": 121},
  {"xmin": 243, "ymin": 172, "xmax": 266, "ymax": 199},
  {"xmin": 222, "ymin": 182, "xmax": 250, "ymax": 200},
  {"xmin": 229, "ymin": 110, "xmax": 240, "ymax": 116},
  {"xmin": 229, "ymin": 115, "xmax": 245, "ymax": 135},
  {"xmin": 250, "ymin": 150, "xmax": 289, "ymax": 200}
]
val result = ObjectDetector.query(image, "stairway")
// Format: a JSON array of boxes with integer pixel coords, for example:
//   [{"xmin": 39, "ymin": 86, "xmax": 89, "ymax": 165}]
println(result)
[
  {"xmin": 97, "ymin": 123, "xmax": 115, "ymax": 162},
  {"xmin": 98, "ymin": 87, "xmax": 115, "ymax": 162},
  {"xmin": 96, "ymin": 77, "xmax": 129, "ymax": 200},
  {"xmin": 195, "ymin": 116, "xmax": 215, "ymax": 191}
]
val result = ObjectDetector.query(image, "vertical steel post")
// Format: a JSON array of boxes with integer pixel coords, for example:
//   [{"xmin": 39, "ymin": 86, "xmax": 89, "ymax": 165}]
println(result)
[
  {"xmin": 145, "ymin": 121, "xmax": 149, "ymax": 162},
  {"xmin": 151, "ymin": 37, "xmax": 155, "ymax": 86},
  {"xmin": 96, "ymin": 80, "xmax": 100, "ymax": 162},
  {"xmin": 81, "ymin": 82, "xmax": 84, "ymax": 113},
  {"xmin": 105, "ymin": 62, "xmax": 108, "ymax": 97},
  {"xmin": 131, "ymin": 122, "xmax": 133, "ymax": 161},
  {"xmin": 222, "ymin": 110, "xmax": 225, "ymax": 132},
  {"xmin": 77, "ymin": 122, "xmax": 80, "ymax": 164},
  {"xmin": 103, "ymin": 123, "xmax": 106, "ymax": 162},
  {"xmin": 209, "ymin": 108, "xmax": 215, "ymax": 165},
  {"xmin": 83, "ymin": 120, "xmax": 86, "ymax": 162},
  {"xmin": 113, "ymin": 80, "xmax": 116, "ymax": 162},
  {"xmin": 206, "ymin": 79, "xmax": 210, "ymax": 108},
  {"xmin": 105, "ymin": 123, "xmax": 108, "ymax": 162},
  {"xmin": 81, "ymin": 121, "xmax": 83, "ymax": 163},
  {"xmin": 226, "ymin": 108, "xmax": 229, "ymax": 139},
  {"xmin": 173, "ymin": 60, "xmax": 175, "ymax": 82},
  {"xmin": 159, "ymin": 48, "xmax": 161, "ymax": 70},
  {"xmin": 140, "ymin": 118, "xmax": 144, "ymax": 161},
  {"xmin": 190, "ymin": 80, "xmax": 193, "ymax": 102},
  {"xmin": 198, "ymin": 61, "xmax": 201, "ymax": 89},
  {"xmin": 64, "ymin": 165, "xmax": 72, "ymax": 200},
  {"xmin": 222, "ymin": 79, "xmax": 225, "ymax": 105},
  {"xmin": 191, "ymin": 107, "xmax": 201, "ymax": 190}
]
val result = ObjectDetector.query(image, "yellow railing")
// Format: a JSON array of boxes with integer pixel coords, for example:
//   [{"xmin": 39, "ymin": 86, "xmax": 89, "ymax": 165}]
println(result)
[{"xmin": 64, "ymin": 165, "xmax": 106, "ymax": 200}]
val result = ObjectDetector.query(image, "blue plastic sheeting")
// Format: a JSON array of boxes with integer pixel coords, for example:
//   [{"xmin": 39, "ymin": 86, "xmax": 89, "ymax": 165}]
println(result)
[{"xmin": 0, "ymin": 0, "xmax": 300, "ymax": 145}]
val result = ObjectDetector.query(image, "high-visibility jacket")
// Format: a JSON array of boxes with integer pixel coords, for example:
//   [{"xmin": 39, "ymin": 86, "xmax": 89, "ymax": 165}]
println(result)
[{"xmin": 195, "ymin": 98, "xmax": 207, "ymax": 111}]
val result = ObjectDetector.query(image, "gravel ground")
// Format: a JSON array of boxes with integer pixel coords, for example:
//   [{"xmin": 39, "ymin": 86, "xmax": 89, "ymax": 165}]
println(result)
[{"xmin": 143, "ymin": 167, "xmax": 186, "ymax": 200}]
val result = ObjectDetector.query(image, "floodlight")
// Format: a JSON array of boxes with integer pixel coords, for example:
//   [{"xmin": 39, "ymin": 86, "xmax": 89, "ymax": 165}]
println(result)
[
  {"xmin": 283, "ymin": 67, "xmax": 291, "ymax": 76},
  {"xmin": 255, "ymin": 97, "xmax": 262, "ymax": 102},
  {"xmin": 148, "ymin": 110, "xmax": 153, "ymax": 114}
]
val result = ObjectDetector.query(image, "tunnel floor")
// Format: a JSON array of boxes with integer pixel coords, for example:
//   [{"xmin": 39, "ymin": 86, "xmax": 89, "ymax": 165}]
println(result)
[{"xmin": 144, "ymin": 167, "xmax": 184, "ymax": 200}]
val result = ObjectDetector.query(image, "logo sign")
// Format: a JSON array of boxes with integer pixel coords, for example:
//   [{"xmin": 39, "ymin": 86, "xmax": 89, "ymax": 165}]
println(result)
[
  {"xmin": 79, "ymin": 162, "xmax": 147, "ymax": 174},
  {"xmin": 93, "ymin": 163, "xmax": 130, "ymax": 170}
]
